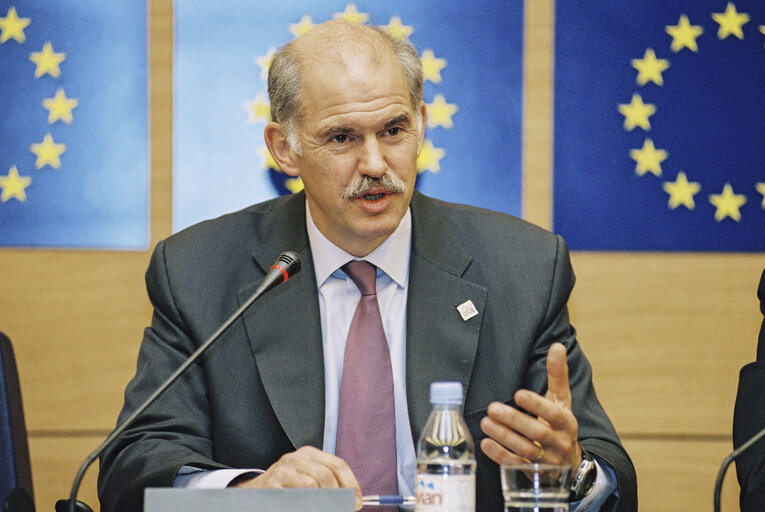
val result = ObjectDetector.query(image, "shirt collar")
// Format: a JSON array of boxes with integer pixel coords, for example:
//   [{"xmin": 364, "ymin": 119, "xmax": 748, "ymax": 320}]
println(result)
[{"xmin": 305, "ymin": 200, "xmax": 411, "ymax": 288}]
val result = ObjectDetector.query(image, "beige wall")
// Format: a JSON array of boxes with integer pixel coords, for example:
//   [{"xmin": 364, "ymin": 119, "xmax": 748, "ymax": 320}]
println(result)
[{"xmin": 0, "ymin": 1, "xmax": 760, "ymax": 510}]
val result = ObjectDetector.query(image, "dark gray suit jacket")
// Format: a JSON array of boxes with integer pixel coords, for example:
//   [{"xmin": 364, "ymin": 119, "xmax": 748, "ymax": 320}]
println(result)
[
  {"xmin": 98, "ymin": 191, "xmax": 637, "ymax": 511},
  {"xmin": 733, "ymin": 268, "xmax": 765, "ymax": 511}
]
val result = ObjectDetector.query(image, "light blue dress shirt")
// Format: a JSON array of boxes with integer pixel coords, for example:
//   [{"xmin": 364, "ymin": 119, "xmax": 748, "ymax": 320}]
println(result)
[{"xmin": 305, "ymin": 202, "xmax": 416, "ymax": 497}]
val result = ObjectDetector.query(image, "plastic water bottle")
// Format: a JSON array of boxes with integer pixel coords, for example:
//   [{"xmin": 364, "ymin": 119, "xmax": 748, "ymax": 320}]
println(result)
[{"xmin": 415, "ymin": 381, "xmax": 476, "ymax": 512}]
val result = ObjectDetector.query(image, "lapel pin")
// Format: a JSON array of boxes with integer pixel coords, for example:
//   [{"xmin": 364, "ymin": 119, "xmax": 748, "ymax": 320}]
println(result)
[{"xmin": 456, "ymin": 300, "xmax": 479, "ymax": 322}]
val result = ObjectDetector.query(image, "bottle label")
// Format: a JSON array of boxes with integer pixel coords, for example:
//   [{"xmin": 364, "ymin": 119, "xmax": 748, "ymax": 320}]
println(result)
[{"xmin": 415, "ymin": 474, "xmax": 475, "ymax": 512}]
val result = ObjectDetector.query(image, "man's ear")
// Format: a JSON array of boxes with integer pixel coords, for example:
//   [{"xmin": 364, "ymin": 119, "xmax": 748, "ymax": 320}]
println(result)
[
  {"xmin": 417, "ymin": 101, "xmax": 427, "ymax": 154},
  {"xmin": 264, "ymin": 122, "xmax": 301, "ymax": 177}
]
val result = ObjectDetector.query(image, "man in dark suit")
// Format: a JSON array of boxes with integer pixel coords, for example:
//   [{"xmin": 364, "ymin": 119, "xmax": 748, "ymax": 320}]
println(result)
[
  {"xmin": 733, "ymin": 268, "xmax": 765, "ymax": 511},
  {"xmin": 98, "ymin": 20, "xmax": 636, "ymax": 511}
]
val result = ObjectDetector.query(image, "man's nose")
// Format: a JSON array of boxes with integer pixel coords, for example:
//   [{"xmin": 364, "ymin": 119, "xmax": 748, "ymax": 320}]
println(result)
[{"xmin": 357, "ymin": 137, "xmax": 387, "ymax": 177}]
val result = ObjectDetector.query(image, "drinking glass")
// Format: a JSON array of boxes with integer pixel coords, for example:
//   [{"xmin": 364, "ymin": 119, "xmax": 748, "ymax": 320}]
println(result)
[{"xmin": 500, "ymin": 463, "xmax": 571, "ymax": 512}]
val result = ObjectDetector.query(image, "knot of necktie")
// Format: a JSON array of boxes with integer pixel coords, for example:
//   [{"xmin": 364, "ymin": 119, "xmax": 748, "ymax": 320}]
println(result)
[{"xmin": 342, "ymin": 260, "xmax": 377, "ymax": 297}]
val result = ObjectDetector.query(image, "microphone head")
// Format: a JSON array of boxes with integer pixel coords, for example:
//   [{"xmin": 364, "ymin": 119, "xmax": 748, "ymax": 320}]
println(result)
[{"xmin": 276, "ymin": 251, "xmax": 301, "ymax": 278}]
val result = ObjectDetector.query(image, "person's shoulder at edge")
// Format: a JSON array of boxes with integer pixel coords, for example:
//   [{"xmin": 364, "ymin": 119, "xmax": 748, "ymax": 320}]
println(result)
[
  {"xmin": 409, "ymin": 191, "xmax": 564, "ymax": 259},
  {"xmin": 167, "ymin": 192, "xmax": 305, "ymax": 247}
]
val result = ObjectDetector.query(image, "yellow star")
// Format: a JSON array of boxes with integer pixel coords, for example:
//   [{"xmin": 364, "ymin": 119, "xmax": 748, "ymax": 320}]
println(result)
[
  {"xmin": 30, "ymin": 42, "xmax": 66, "ymax": 78},
  {"xmin": 289, "ymin": 15, "xmax": 314, "ymax": 37},
  {"xmin": 0, "ymin": 7, "xmax": 30, "ymax": 44},
  {"xmin": 30, "ymin": 133, "xmax": 67, "ymax": 170},
  {"xmin": 709, "ymin": 183, "xmax": 746, "ymax": 222},
  {"xmin": 756, "ymin": 182, "xmax": 765, "ymax": 208},
  {"xmin": 426, "ymin": 94, "xmax": 458, "ymax": 129},
  {"xmin": 244, "ymin": 93, "xmax": 271, "ymax": 124},
  {"xmin": 630, "ymin": 138, "xmax": 667, "ymax": 177},
  {"xmin": 285, "ymin": 177, "xmax": 304, "ymax": 194},
  {"xmin": 631, "ymin": 48, "xmax": 670, "ymax": 86},
  {"xmin": 666, "ymin": 14, "xmax": 704, "ymax": 52},
  {"xmin": 382, "ymin": 16, "xmax": 413, "ymax": 40},
  {"xmin": 255, "ymin": 48, "xmax": 276, "ymax": 81},
  {"xmin": 417, "ymin": 139, "xmax": 445, "ymax": 173},
  {"xmin": 333, "ymin": 4, "xmax": 369, "ymax": 24},
  {"xmin": 43, "ymin": 89, "xmax": 78, "ymax": 124},
  {"xmin": 618, "ymin": 93, "xmax": 656, "ymax": 131},
  {"xmin": 761, "ymin": 25, "xmax": 765, "ymax": 38},
  {"xmin": 663, "ymin": 172, "xmax": 700, "ymax": 210},
  {"xmin": 421, "ymin": 49, "xmax": 446, "ymax": 84},
  {"xmin": 0, "ymin": 166, "xmax": 32, "ymax": 203},
  {"xmin": 712, "ymin": 2, "xmax": 749, "ymax": 40}
]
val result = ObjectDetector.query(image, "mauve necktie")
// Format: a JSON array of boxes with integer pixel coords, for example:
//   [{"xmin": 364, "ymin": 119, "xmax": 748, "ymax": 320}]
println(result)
[{"xmin": 335, "ymin": 260, "xmax": 398, "ymax": 510}]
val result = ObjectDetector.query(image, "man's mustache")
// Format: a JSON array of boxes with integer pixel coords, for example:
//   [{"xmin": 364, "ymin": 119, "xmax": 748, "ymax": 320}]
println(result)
[{"xmin": 341, "ymin": 174, "xmax": 407, "ymax": 200}]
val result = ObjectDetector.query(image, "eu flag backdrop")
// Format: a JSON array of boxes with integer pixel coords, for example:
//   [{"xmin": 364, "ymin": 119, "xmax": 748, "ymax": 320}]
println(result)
[
  {"xmin": 554, "ymin": 1, "xmax": 765, "ymax": 251},
  {"xmin": 173, "ymin": 1, "xmax": 523, "ymax": 232},
  {"xmin": 0, "ymin": 2, "xmax": 149, "ymax": 249}
]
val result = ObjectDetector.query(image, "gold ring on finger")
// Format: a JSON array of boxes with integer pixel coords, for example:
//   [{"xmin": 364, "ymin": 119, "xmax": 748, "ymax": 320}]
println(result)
[{"xmin": 531, "ymin": 442, "xmax": 544, "ymax": 463}]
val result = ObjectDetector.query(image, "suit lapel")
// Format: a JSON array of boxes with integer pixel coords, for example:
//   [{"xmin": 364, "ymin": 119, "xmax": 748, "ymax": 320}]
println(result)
[
  {"xmin": 234, "ymin": 192, "xmax": 487, "ymax": 449},
  {"xmin": 405, "ymin": 193, "xmax": 486, "ymax": 442},
  {"xmin": 238, "ymin": 193, "xmax": 326, "ymax": 450}
]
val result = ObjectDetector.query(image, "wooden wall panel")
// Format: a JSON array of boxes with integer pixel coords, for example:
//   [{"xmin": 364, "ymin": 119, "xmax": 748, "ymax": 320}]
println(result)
[
  {"xmin": 571, "ymin": 253, "xmax": 762, "ymax": 436},
  {"xmin": 147, "ymin": 0, "xmax": 174, "ymax": 243},
  {"xmin": 2, "ymin": 252, "xmax": 148, "ymax": 430},
  {"xmin": 522, "ymin": 0, "xmax": 552, "ymax": 229},
  {"xmin": 622, "ymin": 437, "xmax": 740, "ymax": 511},
  {"xmin": 0, "ymin": 1, "xmax": 756, "ymax": 511},
  {"xmin": 29, "ymin": 436, "xmax": 102, "ymax": 512}
]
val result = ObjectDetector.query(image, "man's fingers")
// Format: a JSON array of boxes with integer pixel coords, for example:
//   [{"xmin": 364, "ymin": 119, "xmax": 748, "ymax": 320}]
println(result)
[
  {"xmin": 483, "ymin": 401, "xmax": 547, "ymax": 441},
  {"xmin": 478, "ymin": 345, "xmax": 582, "ymax": 471},
  {"xmin": 248, "ymin": 446, "xmax": 363, "ymax": 509},
  {"xmin": 513, "ymin": 390, "xmax": 573, "ymax": 433},
  {"xmin": 480, "ymin": 414, "xmax": 550, "ymax": 463},
  {"xmin": 480, "ymin": 437, "xmax": 531, "ymax": 466},
  {"xmin": 545, "ymin": 342, "xmax": 571, "ymax": 408},
  {"xmin": 296, "ymin": 447, "xmax": 364, "ymax": 509},
  {"xmin": 481, "ymin": 401, "xmax": 574, "ymax": 465}
]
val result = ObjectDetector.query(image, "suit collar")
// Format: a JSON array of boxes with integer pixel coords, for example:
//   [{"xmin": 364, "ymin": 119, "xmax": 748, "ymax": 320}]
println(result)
[
  {"xmin": 409, "ymin": 191, "xmax": 474, "ymax": 277},
  {"xmin": 249, "ymin": 191, "xmax": 311, "ymax": 275}
]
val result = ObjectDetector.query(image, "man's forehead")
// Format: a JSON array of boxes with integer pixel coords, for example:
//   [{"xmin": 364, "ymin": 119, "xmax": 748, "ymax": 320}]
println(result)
[{"xmin": 297, "ymin": 50, "xmax": 410, "ymax": 114}]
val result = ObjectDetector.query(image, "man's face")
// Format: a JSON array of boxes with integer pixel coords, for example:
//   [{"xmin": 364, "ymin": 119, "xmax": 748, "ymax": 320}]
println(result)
[{"xmin": 290, "ymin": 52, "xmax": 425, "ymax": 257}]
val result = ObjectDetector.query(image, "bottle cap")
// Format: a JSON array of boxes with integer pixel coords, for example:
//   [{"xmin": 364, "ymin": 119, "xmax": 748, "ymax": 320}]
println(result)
[{"xmin": 429, "ymin": 381, "xmax": 463, "ymax": 405}]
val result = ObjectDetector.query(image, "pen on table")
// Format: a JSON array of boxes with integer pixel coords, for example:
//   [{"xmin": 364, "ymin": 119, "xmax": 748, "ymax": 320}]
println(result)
[{"xmin": 362, "ymin": 495, "xmax": 416, "ymax": 506}]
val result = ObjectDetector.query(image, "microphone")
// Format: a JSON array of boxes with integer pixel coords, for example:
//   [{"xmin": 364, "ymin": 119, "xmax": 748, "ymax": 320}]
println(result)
[
  {"xmin": 713, "ymin": 425, "xmax": 765, "ymax": 512},
  {"xmin": 56, "ymin": 251, "xmax": 301, "ymax": 512}
]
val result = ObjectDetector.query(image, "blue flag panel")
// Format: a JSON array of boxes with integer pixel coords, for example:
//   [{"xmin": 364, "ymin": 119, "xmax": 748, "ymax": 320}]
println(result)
[
  {"xmin": 0, "ymin": 2, "xmax": 149, "ymax": 249},
  {"xmin": 173, "ymin": 1, "xmax": 523, "ymax": 232},
  {"xmin": 554, "ymin": 1, "xmax": 765, "ymax": 251}
]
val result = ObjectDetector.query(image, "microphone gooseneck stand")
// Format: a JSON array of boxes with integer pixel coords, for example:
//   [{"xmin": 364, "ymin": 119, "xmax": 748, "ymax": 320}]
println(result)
[
  {"xmin": 56, "ymin": 251, "xmax": 301, "ymax": 512},
  {"xmin": 713, "ymin": 425, "xmax": 765, "ymax": 512}
]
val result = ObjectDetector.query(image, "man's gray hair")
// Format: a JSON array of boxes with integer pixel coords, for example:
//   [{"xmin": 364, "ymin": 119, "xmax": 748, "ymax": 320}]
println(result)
[{"xmin": 267, "ymin": 23, "xmax": 424, "ymax": 155}]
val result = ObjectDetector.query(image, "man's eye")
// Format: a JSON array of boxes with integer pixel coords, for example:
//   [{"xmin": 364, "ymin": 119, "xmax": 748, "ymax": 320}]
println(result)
[
  {"xmin": 331, "ymin": 134, "xmax": 350, "ymax": 143},
  {"xmin": 386, "ymin": 127, "xmax": 401, "ymax": 136}
]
